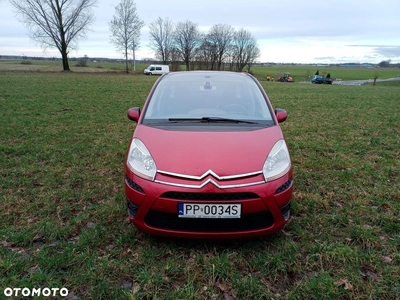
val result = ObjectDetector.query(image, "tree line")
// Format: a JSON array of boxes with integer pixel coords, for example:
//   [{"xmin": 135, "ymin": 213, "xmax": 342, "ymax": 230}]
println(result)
[
  {"xmin": 148, "ymin": 18, "xmax": 260, "ymax": 72},
  {"xmin": 10, "ymin": 0, "xmax": 260, "ymax": 72}
]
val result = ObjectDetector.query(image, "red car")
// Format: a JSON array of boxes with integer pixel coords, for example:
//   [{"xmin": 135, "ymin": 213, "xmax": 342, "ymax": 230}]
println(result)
[{"xmin": 125, "ymin": 71, "xmax": 293, "ymax": 239}]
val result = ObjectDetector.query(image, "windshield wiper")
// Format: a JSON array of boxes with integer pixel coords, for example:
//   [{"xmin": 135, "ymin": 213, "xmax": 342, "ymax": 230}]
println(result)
[
  {"xmin": 168, "ymin": 117, "xmax": 257, "ymax": 124},
  {"xmin": 202, "ymin": 117, "xmax": 258, "ymax": 124}
]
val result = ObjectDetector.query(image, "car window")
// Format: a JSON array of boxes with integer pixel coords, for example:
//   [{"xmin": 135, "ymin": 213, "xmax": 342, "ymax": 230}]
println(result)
[{"xmin": 144, "ymin": 73, "xmax": 273, "ymax": 123}]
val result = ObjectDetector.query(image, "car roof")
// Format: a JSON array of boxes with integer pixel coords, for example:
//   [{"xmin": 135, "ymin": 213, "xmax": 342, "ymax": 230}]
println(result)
[{"xmin": 159, "ymin": 71, "xmax": 255, "ymax": 84}]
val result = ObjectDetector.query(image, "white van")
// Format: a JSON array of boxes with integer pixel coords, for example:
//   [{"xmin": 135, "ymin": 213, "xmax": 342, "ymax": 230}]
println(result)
[{"xmin": 143, "ymin": 64, "xmax": 169, "ymax": 75}]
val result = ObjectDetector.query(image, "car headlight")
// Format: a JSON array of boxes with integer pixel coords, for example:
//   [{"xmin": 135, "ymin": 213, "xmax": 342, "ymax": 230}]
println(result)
[
  {"xmin": 263, "ymin": 140, "xmax": 291, "ymax": 181},
  {"xmin": 127, "ymin": 138, "xmax": 157, "ymax": 181}
]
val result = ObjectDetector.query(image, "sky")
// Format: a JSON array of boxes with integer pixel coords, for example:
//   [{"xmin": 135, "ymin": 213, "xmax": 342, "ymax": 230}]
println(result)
[{"xmin": 0, "ymin": 0, "xmax": 399, "ymax": 64}]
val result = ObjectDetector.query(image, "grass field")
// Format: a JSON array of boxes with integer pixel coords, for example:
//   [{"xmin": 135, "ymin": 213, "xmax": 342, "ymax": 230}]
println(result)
[{"xmin": 0, "ymin": 70, "xmax": 399, "ymax": 299}]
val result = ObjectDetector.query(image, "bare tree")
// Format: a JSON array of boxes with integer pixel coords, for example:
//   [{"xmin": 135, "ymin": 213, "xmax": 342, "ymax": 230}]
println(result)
[
  {"xmin": 10, "ymin": 0, "xmax": 97, "ymax": 71},
  {"xmin": 246, "ymin": 45, "xmax": 260, "ymax": 72},
  {"xmin": 232, "ymin": 28, "xmax": 260, "ymax": 72},
  {"xmin": 205, "ymin": 24, "xmax": 234, "ymax": 70},
  {"xmin": 173, "ymin": 20, "xmax": 202, "ymax": 71},
  {"xmin": 148, "ymin": 17, "xmax": 174, "ymax": 64},
  {"xmin": 131, "ymin": 35, "xmax": 140, "ymax": 71},
  {"xmin": 109, "ymin": 0, "xmax": 144, "ymax": 73},
  {"xmin": 197, "ymin": 37, "xmax": 218, "ymax": 70},
  {"xmin": 194, "ymin": 38, "xmax": 211, "ymax": 70},
  {"xmin": 170, "ymin": 47, "xmax": 181, "ymax": 71}
]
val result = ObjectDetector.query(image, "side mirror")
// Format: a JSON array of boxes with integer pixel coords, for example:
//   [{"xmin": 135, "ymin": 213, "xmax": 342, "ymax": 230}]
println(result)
[
  {"xmin": 127, "ymin": 107, "xmax": 140, "ymax": 122},
  {"xmin": 275, "ymin": 108, "xmax": 287, "ymax": 123}
]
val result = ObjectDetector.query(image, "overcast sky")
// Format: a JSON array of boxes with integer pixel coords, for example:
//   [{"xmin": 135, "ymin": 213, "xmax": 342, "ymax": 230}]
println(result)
[{"xmin": 0, "ymin": 0, "xmax": 399, "ymax": 64}]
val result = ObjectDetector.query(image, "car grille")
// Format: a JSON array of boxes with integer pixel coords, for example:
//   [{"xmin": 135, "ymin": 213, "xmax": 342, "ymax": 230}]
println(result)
[
  {"xmin": 144, "ymin": 210, "xmax": 274, "ymax": 232},
  {"xmin": 155, "ymin": 169, "xmax": 265, "ymax": 189},
  {"xmin": 160, "ymin": 192, "xmax": 259, "ymax": 201}
]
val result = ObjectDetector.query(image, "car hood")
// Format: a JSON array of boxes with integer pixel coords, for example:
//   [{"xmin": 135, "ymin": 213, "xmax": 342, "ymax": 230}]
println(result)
[{"xmin": 133, "ymin": 125, "xmax": 284, "ymax": 176}]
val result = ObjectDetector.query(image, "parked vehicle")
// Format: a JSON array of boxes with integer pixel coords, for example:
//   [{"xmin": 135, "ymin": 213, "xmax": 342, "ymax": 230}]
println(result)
[
  {"xmin": 143, "ymin": 64, "xmax": 169, "ymax": 75},
  {"xmin": 276, "ymin": 73, "xmax": 293, "ymax": 82},
  {"xmin": 125, "ymin": 71, "xmax": 293, "ymax": 239},
  {"xmin": 311, "ymin": 75, "xmax": 333, "ymax": 84}
]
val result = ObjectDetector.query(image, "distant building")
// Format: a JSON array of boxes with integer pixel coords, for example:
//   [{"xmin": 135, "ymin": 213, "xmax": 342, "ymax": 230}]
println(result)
[{"xmin": 340, "ymin": 63, "xmax": 375, "ymax": 68}]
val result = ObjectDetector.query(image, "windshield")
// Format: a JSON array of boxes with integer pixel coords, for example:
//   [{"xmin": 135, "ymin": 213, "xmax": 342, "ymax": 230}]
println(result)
[{"xmin": 142, "ymin": 72, "xmax": 274, "ymax": 127}]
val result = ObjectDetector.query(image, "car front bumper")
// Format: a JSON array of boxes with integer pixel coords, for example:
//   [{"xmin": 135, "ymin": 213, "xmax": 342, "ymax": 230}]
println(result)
[{"xmin": 125, "ymin": 170, "xmax": 293, "ymax": 239}]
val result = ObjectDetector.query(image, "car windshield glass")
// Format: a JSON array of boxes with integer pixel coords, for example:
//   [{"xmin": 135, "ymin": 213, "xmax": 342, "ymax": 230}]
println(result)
[{"xmin": 143, "ymin": 72, "xmax": 273, "ymax": 124}]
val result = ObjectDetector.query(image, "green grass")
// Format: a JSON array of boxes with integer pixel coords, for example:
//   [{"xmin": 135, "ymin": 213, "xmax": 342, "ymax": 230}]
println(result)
[
  {"xmin": 1, "ymin": 71, "xmax": 399, "ymax": 299},
  {"xmin": 0, "ymin": 59, "xmax": 150, "ymax": 73},
  {"xmin": 366, "ymin": 80, "xmax": 400, "ymax": 87}
]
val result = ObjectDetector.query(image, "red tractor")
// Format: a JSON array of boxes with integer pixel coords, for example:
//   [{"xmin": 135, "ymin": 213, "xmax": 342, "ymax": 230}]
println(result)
[{"xmin": 276, "ymin": 73, "xmax": 293, "ymax": 82}]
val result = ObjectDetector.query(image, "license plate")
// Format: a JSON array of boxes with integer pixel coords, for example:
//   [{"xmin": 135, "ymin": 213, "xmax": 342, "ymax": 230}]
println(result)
[{"xmin": 178, "ymin": 203, "xmax": 241, "ymax": 219}]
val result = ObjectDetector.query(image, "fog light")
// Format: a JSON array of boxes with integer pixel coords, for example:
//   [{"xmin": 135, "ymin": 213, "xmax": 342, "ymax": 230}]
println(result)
[{"xmin": 127, "ymin": 201, "xmax": 139, "ymax": 218}]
